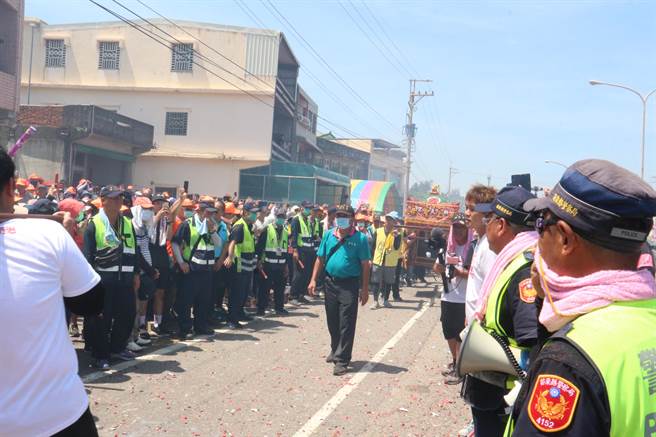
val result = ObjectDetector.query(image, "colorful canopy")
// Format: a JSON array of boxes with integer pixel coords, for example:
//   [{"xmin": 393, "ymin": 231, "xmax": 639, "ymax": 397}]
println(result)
[{"xmin": 350, "ymin": 180, "xmax": 399, "ymax": 213}]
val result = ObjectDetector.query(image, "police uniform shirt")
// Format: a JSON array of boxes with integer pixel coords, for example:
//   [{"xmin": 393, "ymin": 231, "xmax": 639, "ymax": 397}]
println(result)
[
  {"xmin": 172, "ymin": 220, "xmax": 213, "ymax": 272},
  {"xmin": 497, "ymin": 264, "xmax": 539, "ymax": 348},
  {"xmin": 229, "ymin": 222, "xmax": 246, "ymax": 245},
  {"xmin": 290, "ymin": 215, "xmax": 310, "ymax": 251},
  {"xmin": 255, "ymin": 225, "xmax": 286, "ymax": 271},
  {"xmin": 83, "ymin": 219, "xmax": 142, "ymax": 277},
  {"xmin": 510, "ymin": 338, "xmax": 609, "ymax": 436},
  {"xmin": 317, "ymin": 229, "xmax": 371, "ymax": 279}
]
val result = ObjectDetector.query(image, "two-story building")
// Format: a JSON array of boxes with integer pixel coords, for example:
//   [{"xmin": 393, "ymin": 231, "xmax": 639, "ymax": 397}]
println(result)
[{"xmin": 19, "ymin": 17, "xmax": 300, "ymax": 194}]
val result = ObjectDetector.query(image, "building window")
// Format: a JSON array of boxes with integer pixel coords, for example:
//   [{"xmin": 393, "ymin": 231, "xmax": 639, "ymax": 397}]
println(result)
[
  {"xmin": 165, "ymin": 112, "xmax": 188, "ymax": 136},
  {"xmin": 45, "ymin": 39, "xmax": 66, "ymax": 68},
  {"xmin": 171, "ymin": 43, "xmax": 193, "ymax": 72},
  {"xmin": 98, "ymin": 41, "xmax": 120, "ymax": 70}
]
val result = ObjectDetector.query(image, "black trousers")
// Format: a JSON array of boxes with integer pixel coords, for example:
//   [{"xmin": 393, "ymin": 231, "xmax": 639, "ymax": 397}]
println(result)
[
  {"xmin": 392, "ymin": 261, "xmax": 402, "ymax": 299},
  {"xmin": 176, "ymin": 269, "xmax": 212, "ymax": 334},
  {"xmin": 324, "ymin": 276, "xmax": 360, "ymax": 365},
  {"xmin": 229, "ymin": 269, "xmax": 251, "ymax": 323},
  {"xmin": 291, "ymin": 249, "xmax": 315, "ymax": 299},
  {"xmin": 258, "ymin": 265, "xmax": 286, "ymax": 311},
  {"xmin": 85, "ymin": 274, "xmax": 136, "ymax": 359},
  {"xmin": 51, "ymin": 407, "xmax": 98, "ymax": 437}
]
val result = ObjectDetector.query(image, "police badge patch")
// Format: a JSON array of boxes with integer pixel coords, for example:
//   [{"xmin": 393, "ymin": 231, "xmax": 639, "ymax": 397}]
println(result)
[
  {"xmin": 519, "ymin": 278, "xmax": 537, "ymax": 303},
  {"xmin": 528, "ymin": 374, "xmax": 580, "ymax": 432}
]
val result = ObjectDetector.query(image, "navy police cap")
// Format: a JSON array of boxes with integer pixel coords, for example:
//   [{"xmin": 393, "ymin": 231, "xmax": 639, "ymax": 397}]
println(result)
[
  {"xmin": 524, "ymin": 159, "xmax": 656, "ymax": 252},
  {"xmin": 491, "ymin": 186, "xmax": 536, "ymax": 226}
]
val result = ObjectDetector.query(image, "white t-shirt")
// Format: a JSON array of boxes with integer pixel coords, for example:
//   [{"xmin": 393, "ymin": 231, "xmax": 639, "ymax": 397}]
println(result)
[
  {"xmin": 465, "ymin": 236, "xmax": 498, "ymax": 324},
  {"xmin": 441, "ymin": 243, "xmax": 468, "ymax": 304},
  {"xmin": 0, "ymin": 219, "xmax": 100, "ymax": 437}
]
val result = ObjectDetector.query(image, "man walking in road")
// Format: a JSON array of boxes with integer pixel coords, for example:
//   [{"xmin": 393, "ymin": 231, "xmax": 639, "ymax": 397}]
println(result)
[{"xmin": 309, "ymin": 205, "xmax": 371, "ymax": 376}]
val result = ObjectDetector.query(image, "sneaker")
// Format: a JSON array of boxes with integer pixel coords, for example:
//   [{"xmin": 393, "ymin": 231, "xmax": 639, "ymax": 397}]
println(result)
[
  {"xmin": 227, "ymin": 321, "xmax": 243, "ymax": 330},
  {"xmin": 126, "ymin": 341, "xmax": 143, "ymax": 352},
  {"xmin": 441, "ymin": 368, "xmax": 456, "ymax": 377},
  {"xmin": 136, "ymin": 336, "xmax": 151, "ymax": 346},
  {"xmin": 325, "ymin": 353, "xmax": 336, "ymax": 363},
  {"xmin": 317, "ymin": 291, "xmax": 325, "ymax": 298},
  {"xmin": 139, "ymin": 327, "xmax": 151, "ymax": 341},
  {"xmin": 275, "ymin": 308, "xmax": 289, "ymax": 316},
  {"xmin": 444, "ymin": 374, "xmax": 463, "ymax": 385},
  {"xmin": 383, "ymin": 300, "xmax": 392, "ymax": 308},
  {"xmin": 69, "ymin": 323, "xmax": 80, "ymax": 338},
  {"xmin": 333, "ymin": 363, "xmax": 348, "ymax": 376},
  {"xmin": 289, "ymin": 298, "xmax": 300, "ymax": 306},
  {"xmin": 177, "ymin": 332, "xmax": 194, "ymax": 340},
  {"xmin": 298, "ymin": 296, "xmax": 310, "ymax": 304},
  {"xmin": 458, "ymin": 421, "xmax": 475, "ymax": 437},
  {"xmin": 92, "ymin": 359, "xmax": 110, "ymax": 370},
  {"xmin": 113, "ymin": 349, "xmax": 137, "ymax": 362},
  {"xmin": 151, "ymin": 324, "xmax": 162, "ymax": 336},
  {"xmin": 370, "ymin": 300, "xmax": 380, "ymax": 310}
]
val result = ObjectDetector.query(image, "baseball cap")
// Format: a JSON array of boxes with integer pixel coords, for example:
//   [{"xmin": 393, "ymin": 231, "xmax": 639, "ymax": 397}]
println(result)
[
  {"xmin": 27, "ymin": 199, "xmax": 58, "ymax": 215},
  {"xmin": 491, "ymin": 186, "xmax": 536, "ymax": 226},
  {"xmin": 181, "ymin": 198, "xmax": 195, "ymax": 208},
  {"xmin": 276, "ymin": 209, "xmax": 287, "ymax": 217},
  {"xmin": 386, "ymin": 211, "xmax": 402, "ymax": 221},
  {"xmin": 151, "ymin": 194, "xmax": 166, "ymax": 203},
  {"xmin": 198, "ymin": 201, "xmax": 218, "ymax": 212},
  {"xmin": 524, "ymin": 159, "xmax": 656, "ymax": 252},
  {"xmin": 99, "ymin": 185, "xmax": 123, "ymax": 198},
  {"xmin": 15, "ymin": 178, "xmax": 27, "ymax": 188},
  {"xmin": 451, "ymin": 212, "xmax": 468, "ymax": 226},
  {"xmin": 327, "ymin": 206, "xmax": 337, "ymax": 215},
  {"xmin": 243, "ymin": 202, "xmax": 259, "ymax": 213},
  {"xmin": 58, "ymin": 198, "xmax": 85, "ymax": 222},
  {"xmin": 301, "ymin": 200, "xmax": 313, "ymax": 208},
  {"xmin": 473, "ymin": 203, "xmax": 493, "ymax": 213},
  {"xmin": 224, "ymin": 202, "xmax": 238, "ymax": 215},
  {"xmin": 335, "ymin": 204, "xmax": 355, "ymax": 217}
]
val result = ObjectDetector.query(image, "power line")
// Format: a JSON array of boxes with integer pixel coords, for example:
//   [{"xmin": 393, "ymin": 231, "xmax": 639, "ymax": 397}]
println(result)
[
  {"xmin": 90, "ymin": 0, "xmax": 363, "ymax": 141},
  {"xmin": 359, "ymin": 1, "xmax": 422, "ymax": 78},
  {"xmin": 337, "ymin": 0, "xmax": 408, "ymax": 79},
  {"xmin": 232, "ymin": 0, "xmax": 267, "ymax": 29},
  {"xmin": 259, "ymin": 0, "xmax": 397, "ymax": 130}
]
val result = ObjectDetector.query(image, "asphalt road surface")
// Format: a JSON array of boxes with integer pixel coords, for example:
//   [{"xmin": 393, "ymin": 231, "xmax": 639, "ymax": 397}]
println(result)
[{"xmin": 76, "ymin": 280, "xmax": 469, "ymax": 436}]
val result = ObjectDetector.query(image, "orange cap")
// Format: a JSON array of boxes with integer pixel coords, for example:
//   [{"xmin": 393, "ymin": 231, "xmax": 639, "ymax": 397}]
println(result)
[
  {"xmin": 355, "ymin": 213, "xmax": 369, "ymax": 222},
  {"xmin": 224, "ymin": 202, "xmax": 239, "ymax": 215},
  {"xmin": 28, "ymin": 173, "xmax": 43, "ymax": 182},
  {"xmin": 181, "ymin": 199, "xmax": 195, "ymax": 208},
  {"xmin": 15, "ymin": 178, "xmax": 27, "ymax": 188},
  {"xmin": 65, "ymin": 186, "xmax": 76, "ymax": 194},
  {"xmin": 199, "ymin": 195, "xmax": 214, "ymax": 202},
  {"xmin": 134, "ymin": 196, "xmax": 154, "ymax": 208}
]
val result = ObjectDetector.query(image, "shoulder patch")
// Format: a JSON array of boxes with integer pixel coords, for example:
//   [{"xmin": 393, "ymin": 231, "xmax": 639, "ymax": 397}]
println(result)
[
  {"xmin": 519, "ymin": 278, "xmax": 537, "ymax": 303},
  {"xmin": 527, "ymin": 374, "xmax": 580, "ymax": 433}
]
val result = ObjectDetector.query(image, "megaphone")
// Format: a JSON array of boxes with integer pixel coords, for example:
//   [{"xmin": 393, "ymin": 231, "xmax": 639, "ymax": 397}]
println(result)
[{"xmin": 456, "ymin": 321, "xmax": 523, "ymax": 378}]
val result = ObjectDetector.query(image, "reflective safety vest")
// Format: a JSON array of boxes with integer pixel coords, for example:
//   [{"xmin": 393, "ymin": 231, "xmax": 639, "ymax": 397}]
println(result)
[
  {"xmin": 310, "ymin": 217, "xmax": 322, "ymax": 249},
  {"xmin": 91, "ymin": 214, "xmax": 136, "ymax": 274},
  {"xmin": 296, "ymin": 214, "xmax": 314, "ymax": 249},
  {"xmin": 372, "ymin": 227, "xmax": 401, "ymax": 267},
  {"xmin": 263, "ymin": 224, "xmax": 288, "ymax": 265},
  {"xmin": 233, "ymin": 218, "xmax": 255, "ymax": 273},
  {"xmin": 504, "ymin": 299, "xmax": 656, "ymax": 437},
  {"xmin": 182, "ymin": 217, "xmax": 215, "ymax": 267},
  {"xmin": 481, "ymin": 251, "xmax": 533, "ymax": 388}
]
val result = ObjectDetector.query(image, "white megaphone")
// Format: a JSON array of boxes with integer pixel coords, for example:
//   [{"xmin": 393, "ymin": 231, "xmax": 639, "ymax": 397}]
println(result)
[{"xmin": 456, "ymin": 321, "xmax": 524, "ymax": 378}]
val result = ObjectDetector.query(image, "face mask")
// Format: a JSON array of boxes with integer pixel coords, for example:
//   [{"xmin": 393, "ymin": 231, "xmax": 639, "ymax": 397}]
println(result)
[
  {"xmin": 357, "ymin": 222, "xmax": 365, "ymax": 228},
  {"xmin": 249, "ymin": 212, "xmax": 257, "ymax": 222},
  {"xmin": 336, "ymin": 217, "xmax": 351, "ymax": 230},
  {"xmin": 303, "ymin": 208, "xmax": 311, "ymax": 216},
  {"xmin": 184, "ymin": 210, "xmax": 194, "ymax": 219},
  {"xmin": 276, "ymin": 218, "xmax": 285, "ymax": 226},
  {"xmin": 141, "ymin": 210, "xmax": 154, "ymax": 222}
]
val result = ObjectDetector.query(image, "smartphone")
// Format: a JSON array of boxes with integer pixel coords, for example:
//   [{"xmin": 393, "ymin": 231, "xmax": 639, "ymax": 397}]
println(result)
[{"xmin": 183, "ymin": 180, "xmax": 189, "ymax": 193}]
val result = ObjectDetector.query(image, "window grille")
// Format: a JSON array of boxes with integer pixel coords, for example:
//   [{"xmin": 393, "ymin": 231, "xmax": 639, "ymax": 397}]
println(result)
[
  {"xmin": 98, "ymin": 41, "xmax": 120, "ymax": 70},
  {"xmin": 165, "ymin": 112, "xmax": 188, "ymax": 136},
  {"xmin": 171, "ymin": 43, "xmax": 193, "ymax": 72},
  {"xmin": 45, "ymin": 39, "xmax": 66, "ymax": 68}
]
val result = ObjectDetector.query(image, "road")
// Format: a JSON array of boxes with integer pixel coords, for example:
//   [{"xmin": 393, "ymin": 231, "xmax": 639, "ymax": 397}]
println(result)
[{"xmin": 76, "ymin": 281, "xmax": 469, "ymax": 436}]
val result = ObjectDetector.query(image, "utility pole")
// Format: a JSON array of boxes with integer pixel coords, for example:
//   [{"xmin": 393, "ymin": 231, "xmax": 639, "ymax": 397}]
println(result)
[
  {"xmin": 487, "ymin": 175, "xmax": 491, "ymax": 187},
  {"xmin": 447, "ymin": 165, "xmax": 458, "ymax": 195},
  {"xmin": 403, "ymin": 79, "xmax": 433, "ymax": 212}
]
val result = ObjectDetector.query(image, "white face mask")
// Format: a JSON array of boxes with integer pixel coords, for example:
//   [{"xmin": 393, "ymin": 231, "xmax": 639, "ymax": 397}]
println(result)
[{"xmin": 141, "ymin": 210, "xmax": 154, "ymax": 223}]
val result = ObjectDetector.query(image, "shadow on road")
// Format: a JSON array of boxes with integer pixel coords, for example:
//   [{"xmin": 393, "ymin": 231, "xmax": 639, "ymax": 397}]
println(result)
[
  {"xmin": 350, "ymin": 360, "xmax": 408, "ymax": 374},
  {"xmin": 218, "ymin": 332, "xmax": 260, "ymax": 341}
]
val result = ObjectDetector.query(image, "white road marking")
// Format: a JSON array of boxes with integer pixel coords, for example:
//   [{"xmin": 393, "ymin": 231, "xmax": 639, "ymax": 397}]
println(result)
[{"xmin": 293, "ymin": 301, "xmax": 431, "ymax": 437}]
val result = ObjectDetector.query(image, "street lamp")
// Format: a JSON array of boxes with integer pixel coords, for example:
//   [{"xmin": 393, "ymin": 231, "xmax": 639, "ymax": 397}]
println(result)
[
  {"xmin": 589, "ymin": 80, "xmax": 656, "ymax": 179},
  {"xmin": 544, "ymin": 160, "xmax": 568, "ymax": 168}
]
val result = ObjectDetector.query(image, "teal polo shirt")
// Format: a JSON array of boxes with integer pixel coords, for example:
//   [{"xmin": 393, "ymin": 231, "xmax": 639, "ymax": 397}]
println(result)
[{"xmin": 317, "ymin": 228, "xmax": 371, "ymax": 279}]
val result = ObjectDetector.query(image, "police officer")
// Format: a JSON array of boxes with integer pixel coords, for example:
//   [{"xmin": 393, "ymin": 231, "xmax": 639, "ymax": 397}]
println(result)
[
  {"xmin": 224, "ymin": 202, "xmax": 258, "ymax": 329},
  {"xmin": 171, "ymin": 201, "xmax": 222, "ymax": 338},
  {"xmin": 370, "ymin": 211, "xmax": 402, "ymax": 309},
  {"xmin": 461, "ymin": 186, "xmax": 540, "ymax": 436},
  {"xmin": 506, "ymin": 159, "xmax": 656, "ymax": 436},
  {"xmin": 83, "ymin": 185, "xmax": 140, "ymax": 369},
  {"xmin": 290, "ymin": 200, "xmax": 316, "ymax": 305},
  {"xmin": 255, "ymin": 210, "xmax": 290, "ymax": 316}
]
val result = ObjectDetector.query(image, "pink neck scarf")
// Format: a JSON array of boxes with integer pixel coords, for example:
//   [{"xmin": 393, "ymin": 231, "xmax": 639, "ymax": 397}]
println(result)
[
  {"xmin": 475, "ymin": 231, "xmax": 539, "ymax": 319},
  {"xmin": 535, "ymin": 250, "xmax": 656, "ymax": 332},
  {"xmin": 447, "ymin": 225, "xmax": 474, "ymax": 255}
]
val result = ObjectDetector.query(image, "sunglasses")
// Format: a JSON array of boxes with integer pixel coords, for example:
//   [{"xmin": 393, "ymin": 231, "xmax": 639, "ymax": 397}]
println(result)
[{"xmin": 535, "ymin": 215, "xmax": 559, "ymax": 235}]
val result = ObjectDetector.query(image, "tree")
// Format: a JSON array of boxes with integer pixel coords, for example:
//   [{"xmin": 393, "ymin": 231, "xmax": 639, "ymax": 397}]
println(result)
[{"xmin": 408, "ymin": 180, "xmax": 433, "ymax": 201}]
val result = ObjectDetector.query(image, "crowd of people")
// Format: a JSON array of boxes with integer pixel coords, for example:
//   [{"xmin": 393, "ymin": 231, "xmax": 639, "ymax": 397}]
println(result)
[
  {"xmin": 11, "ymin": 172, "xmax": 425, "ymax": 373},
  {"xmin": 6, "ymin": 149, "xmax": 656, "ymax": 436}
]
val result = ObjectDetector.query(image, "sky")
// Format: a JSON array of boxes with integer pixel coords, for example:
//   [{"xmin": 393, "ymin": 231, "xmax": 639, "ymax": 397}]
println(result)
[{"xmin": 25, "ymin": 0, "xmax": 656, "ymax": 194}]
